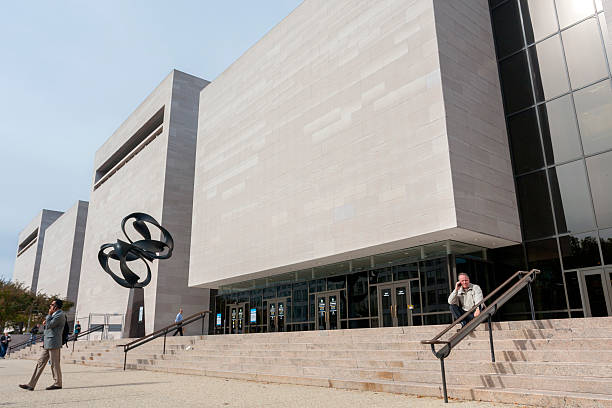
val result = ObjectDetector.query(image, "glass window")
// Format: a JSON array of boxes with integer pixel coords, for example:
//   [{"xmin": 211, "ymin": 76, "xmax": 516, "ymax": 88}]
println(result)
[
  {"xmin": 599, "ymin": 228, "xmax": 612, "ymax": 265},
  {"xmin": 555, "ymin": 0, "xmax": 595, "ymax": 29},
  {"xmin": 521, "ymin": 0, "xmax": 558, "ymax": 43},
  {"xmin": 564, "ymin": 271, "xmax": 583, "ymax": 309},
  {"xmin": 327, "ymin": 275, "xmax": 346, "ymax": 290},
  {"xmin": 562, "ymin": 18, "xmax": 608, "ymax": 89},
  {"xmin": 351, "ymin": 257, "xmax": 371, "ymax": 271},
  {"xmin": 548, "ymin": 160, "xmax": 596, "ymax": 234},
  {"xmin": 529, "ymin": 35, "xmax": 569, "ymax": 101},
  {"xmin": 539, "ymin": 95, "xmax": 582, "ymax": 164},
  {"xmin": 586, "ymin": 151, "xmax": 612, "ymax": 229},
  {"xmin": 491, "ymin": 0, "xmax": 526, "ymax": 58},
  {"xmin": 574, "ymin": 80, "xmax": 612, "ymax": 155},
  {"xmin": 559, "ymin": 231, "xmax": 602, "ymax": 268},
  {"xmin": 516, "ymin": 171, "xmax": 556, "ymax": 239},
  {"xmin": 508, "ymin": 108, "xmax": 545, "ymax": 174},
  {"xmin": 499, "ymin": 50, "xmax": 535, "ymax": 113},
  {"xmin": 525, "ymin": 238, "xmax": 568, "ymax": 311},
  {"xmin": 347, "ymin": 272, "xmax": 369, "ymax": 318}
]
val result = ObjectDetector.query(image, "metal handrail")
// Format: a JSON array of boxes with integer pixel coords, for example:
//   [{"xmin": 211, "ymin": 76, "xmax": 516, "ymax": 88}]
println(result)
[
  {"xmin": 68, "ymin": 324, "xmax": 104, "ymax": 351},
  {"xmin": 7, "ymin": 334, "xmax": 44, "ymax": 355},
  {"xmin": 118, "ymin": 310, "xmax": 210, "ymax": 370},
  {"xmin": 421, "ymin": 269, "xmax": 540, "ymax": 403}
]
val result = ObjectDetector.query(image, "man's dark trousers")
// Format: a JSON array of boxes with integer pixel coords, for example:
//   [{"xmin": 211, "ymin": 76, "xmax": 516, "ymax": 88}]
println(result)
[
  {"xmin": 172, "ymin": 325, "xmax": 183, "ymax": 336},
  {"xmin": 450, "ymin": 304, "xmax": 475, "ymax": 327}
]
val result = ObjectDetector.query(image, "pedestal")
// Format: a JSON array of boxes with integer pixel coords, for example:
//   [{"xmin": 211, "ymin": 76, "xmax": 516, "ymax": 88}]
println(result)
[{"xmin": 123, "ymin": 287, "xmax": 145, "ymax": 338}]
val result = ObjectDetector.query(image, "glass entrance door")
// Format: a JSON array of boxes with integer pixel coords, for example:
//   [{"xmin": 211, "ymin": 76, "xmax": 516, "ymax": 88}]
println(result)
[
  {"xmin": 228, "ymin": 303, "xmax": 247, "ymax": 334},
  {"xmin": 267, "ymin": 298, "xmax": 288, "ymax": 332},
  {"xmin": 316, "ymin": 292, "xmax": 340, "ymax": 330},
  {"xmin": 378, "ymin": 280, "xmax": 415, "ymax": 327},
  {"xmin": 580, "ymin": 269, "xmax": 612, "ymax": 317}
]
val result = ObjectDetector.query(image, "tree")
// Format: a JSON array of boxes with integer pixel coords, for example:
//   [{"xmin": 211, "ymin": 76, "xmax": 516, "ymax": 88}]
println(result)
[{"xmin": 0, "ymin": 279, "xmax": 74, "ymax": 333}]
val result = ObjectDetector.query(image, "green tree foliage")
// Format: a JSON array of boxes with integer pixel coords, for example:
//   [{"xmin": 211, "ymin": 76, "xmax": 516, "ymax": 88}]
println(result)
[{"xmin": 0, "ymin": 278, "xmax": 73, "ymax": 333}]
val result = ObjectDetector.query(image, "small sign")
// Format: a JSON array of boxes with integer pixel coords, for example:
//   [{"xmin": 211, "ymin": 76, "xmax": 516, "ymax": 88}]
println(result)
[
  {"xmin": 216, "ymin": 313, "xmax": 222, "ymax": 326},
  {"xmin": 138, "ymin": 306, "xmax": 144, "ymax": 322},
  {"xmin": 250, "ymin": 308, "xmax": 257, "ymax": 323}
]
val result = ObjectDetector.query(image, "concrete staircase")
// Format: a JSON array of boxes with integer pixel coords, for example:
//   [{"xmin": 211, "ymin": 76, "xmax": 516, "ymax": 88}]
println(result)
[{"xmin": 13, "ymin": 317, "xmax": 612, "ymax": 407}]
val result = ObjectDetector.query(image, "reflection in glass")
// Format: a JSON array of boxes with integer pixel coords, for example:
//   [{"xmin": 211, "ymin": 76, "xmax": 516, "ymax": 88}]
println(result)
[
  {"xmin": 548, "ymin": 160, "xmax": 596, "ymax": 234},
  {"xmin": 499, "ymin": 51, "xmax": 534, "ymax": 113},
  {"xmin": 586, "ymin": 151, "xmax": 612, "ymax": 229},
  {"xmin": 525, "ymin": 238, "xmax": 568, "ymax": 311},
  {"xmin": 521, "ymin": 0, "xmax": 558, "ymax": 43},
  {"xmin": 599, "ymin": 228, "xmax": 612, "ymax": 265},
  {"xmin": 574, "ymin": 80, "xmax": 612, "ymax": 155},
  {"xmin": 555, "ymin": 0, "xmax": 595, "ymax": 29},
  {"xmin": 584, "ymin": 273, "xmax": 609, "ymax": 316},
  {"xmin": 516, "ymin": 171, "xmax": 555, "ymax": 239},
  {"xmin": 529, "ymin": 35, "xmax": 569, "ymax": 101},
  {"xmin": 491, "ymin": 0, "xmax": 525, "ymax": 58},
  {"xmin": 348, "ymin": 272, "xmax": 369, "ymax": 318},
  {"xmin": 559, "ymin": 232, "xmax": 602, "ymax": 269},
  {"xmin": 564, "ymin": 271, "xmax": 582, "ymax": 309},
  {"xmin": 562, "ymin": 18, "xmax": 608, "ymax": 89},
  {"xmin": 539, "ymin": 95, "xmax": 582, "ymax": 164}
]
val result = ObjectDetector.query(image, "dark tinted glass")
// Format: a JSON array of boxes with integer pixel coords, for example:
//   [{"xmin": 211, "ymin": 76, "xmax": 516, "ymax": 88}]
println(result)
[
  {"xmin": 516, "ymin": 171, "xmax": 555, "ymax": 239},
  {"xmin": 539, "ymin": 95, "xmax": 582, "ymax": 164},
  {"xmin": 291, "ymin": 282, "xmax": 308, "ymax": 322},
  {"xmin": 499, "ymin": 51, "xmax": 534, "ymax": 113},
  {"xmin": 574, "ymin": 80, "xmax": 612, "ymax": 155},
  {"xmin": 599, "ymin": 228, "xmax": 612, "ymax": 265},
  {"xmin": 347, "ymin": 272, "xmax": 368, "ymax": 318},
  {"xmin": 584, "ymin": 273, "xmax": 608, "ymax": 316},
  {"xmin": 555, "ymin": 0, "xmax": 595, "ymax": 28},
  {"xmin": 564, "ymin": 271, "xmax": 582, "ymax": 309},
  {"xmin": 507, "ymin": 108, "xmax": 544, "ymax": 174},
  {"xmin": 369, "ymin": 267, "xmax": 392, "ymax": 284},
  {"xmin": 489, "ymin": 0, "xmax": 508, "ymax": 8},
  {"xmin": 562, "ymin": 18, "xmax": 608, "ymax": 89},
  {"xmin": 525, "ymin": 238, "xmax": 567, "ymax": 311},
  {"xmin": 327, "ymin": 275, "xmax": 346, "ymax": 290},
  {"xmin": 586, "ymin": 151, "xmax": 612, "ymax": 229},
  {"xmin": 520, "ymin": 0, "xmax": 558, "ymax": 43},
  {"xmin": 419, "ymin": 259, "xmax": 449, "ymax": 313},
  {"xmin": 559, "ymin": 231, "xmax": 602, "ymax": 269},
  {"xmin": 394, "ymin": 262, "xmax": 418, "ymax": 281},
  {"xmin": 548, "ymin": 160, "xmax": 596, "ymax": 234},
  {"xmin": 491, "ymin": 0, "xmax": 525, "ymax": 58},
  {"xmin": 529, "ymin": 35, "xmax": 569, "ymax": 101}
]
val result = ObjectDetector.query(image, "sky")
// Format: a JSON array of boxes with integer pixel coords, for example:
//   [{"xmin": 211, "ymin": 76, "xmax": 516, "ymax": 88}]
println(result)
[{"xmin": 0, "ymin": 1, "xmax": 303, "ymax": 281}]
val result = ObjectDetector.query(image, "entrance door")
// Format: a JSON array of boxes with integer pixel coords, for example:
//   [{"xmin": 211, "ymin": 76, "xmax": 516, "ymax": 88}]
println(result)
[
  {"xmin": 316, "ymin": 292, "xmax": 340, "ymax": 330},
  {"xmin": 378, "ymin": 280, "xmax": 416, "ymax": 327},
  {"xmin": 267, "ymin": 298, "xmax": 289, "ymax": 332},
  {"xmin": 228, "ymin": 303, "xmax": 247, "ymax": 334},
  {"xmin": 580, "ymin": 269, "xmax": 612, "ymax": 317}
]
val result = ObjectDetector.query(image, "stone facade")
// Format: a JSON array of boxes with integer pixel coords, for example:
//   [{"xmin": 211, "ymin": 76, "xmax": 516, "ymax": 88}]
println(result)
[
  {"xmin": 76, "ymin": 70, "xmax": 210, "ymax": 334},
  {"xmin": 188, "ymin": 0, "xmax": 520, "ymax": 288},
  {"xmin": 36, "ymin": 200, "xmax": 88, "ymax": 311},
  {"xmin": 12, "ymin": 209, "xmax": 63, "ymax": 292}
]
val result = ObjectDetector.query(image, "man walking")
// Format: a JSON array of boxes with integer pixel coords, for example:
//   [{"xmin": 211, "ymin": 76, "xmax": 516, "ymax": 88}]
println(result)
[
  {"xmin": 173, "ymin": 308, "xmax": 184, "ymax": 336},
  {"xmin": 19, "ymin": 298, "xmax": 66, "ymax": 391},
  {"xmin": 448, "ymin": 273, "xmax": 483, "ymax": 328}
]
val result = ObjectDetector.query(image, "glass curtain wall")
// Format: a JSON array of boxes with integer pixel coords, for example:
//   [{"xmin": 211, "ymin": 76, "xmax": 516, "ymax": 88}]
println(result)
[{"xmin": 490, "ymin": 0, "xmax": 612, "ymax": 318}]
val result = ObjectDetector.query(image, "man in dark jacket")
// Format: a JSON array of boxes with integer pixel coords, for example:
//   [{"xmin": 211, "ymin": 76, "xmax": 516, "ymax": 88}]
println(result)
[{"xmin": 19, "ymin": 299, "xmax": 66, "ymax": 391}]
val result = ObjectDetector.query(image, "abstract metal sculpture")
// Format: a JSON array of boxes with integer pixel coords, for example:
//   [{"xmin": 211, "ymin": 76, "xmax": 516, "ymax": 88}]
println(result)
[
  {"xmin": 98, "ymin": 212, "xmax": 174, "ymax": 338},
  {"xmin": 98, "ymin": 212, "xmax": 174, "ymax": 288}
]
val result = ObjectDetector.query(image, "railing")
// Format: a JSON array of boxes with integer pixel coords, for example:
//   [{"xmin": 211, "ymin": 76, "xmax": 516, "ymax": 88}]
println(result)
[
  {"xmin": 68, "ymin": 324, "xmax": 104, "ymax": 352},
  {"xmin": 7, "ymin": 334, "xmax": 44, "ymax": 355},
  {"xmin": 421, "ymin": 269, "xmax": 540, "ymax": 403},
  {"xmin": 118, "ymin": 310, "xmax": 210, "ymax": 370}
]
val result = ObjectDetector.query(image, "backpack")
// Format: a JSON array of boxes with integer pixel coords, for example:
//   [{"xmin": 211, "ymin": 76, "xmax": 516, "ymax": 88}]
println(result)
[{"xmin": 62, "ymin": 319, "xmax": 70, "ymax": 347}]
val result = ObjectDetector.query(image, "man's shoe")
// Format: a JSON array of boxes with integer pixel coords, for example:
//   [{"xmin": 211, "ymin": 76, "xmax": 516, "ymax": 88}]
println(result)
[
  {"xmin": 19, "ymin": 384, "xmax": 34, "ymax": 391},
  {"xmin": 46, "ymin": 385, "xmax": 62, "ymax": 390}
]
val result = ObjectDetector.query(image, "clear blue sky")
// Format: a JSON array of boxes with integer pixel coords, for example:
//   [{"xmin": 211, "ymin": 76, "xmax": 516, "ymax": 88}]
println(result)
[{"xmin": 0, "ymin": 1, "xmax": 302, "ymax": 281}]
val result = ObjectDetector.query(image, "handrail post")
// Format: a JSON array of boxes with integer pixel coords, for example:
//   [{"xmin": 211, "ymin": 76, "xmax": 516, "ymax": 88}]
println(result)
[
  {"xmin": 123, "ymin": 346, "xmax": 127, "ymax": 371},
  {"xmin": 440, "ymin": 358, "xmax": 448, "ymax": 403},
  {"xmin": 201, "ymin": 313, "xmax": 205, "ymax": 335},
  {"xmin": 488, "ymin": 315, "xmax": 495, "ymax": 363},
  {"xmin": 527, "ymin": 280, "xmax": 535, "ymax": 321},
  {"xmin": 163, "ymin": 330, "xmax": 167, "ymax": 355}
]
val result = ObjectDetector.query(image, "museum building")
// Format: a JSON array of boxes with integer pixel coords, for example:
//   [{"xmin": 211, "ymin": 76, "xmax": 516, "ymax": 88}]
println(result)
[{"xmin": 186, "ymin": 0, "xmax": 612, "ymax": 335}]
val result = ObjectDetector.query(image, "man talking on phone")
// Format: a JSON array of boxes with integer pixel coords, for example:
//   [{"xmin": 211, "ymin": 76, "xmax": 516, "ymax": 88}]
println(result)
[
  {"xmin": 19, "ymin": 299, "xmax": 66, "ymax": 391},
  {"xmin": 448, "ymin": 273, "xmax": 483, "ymax": 328}
]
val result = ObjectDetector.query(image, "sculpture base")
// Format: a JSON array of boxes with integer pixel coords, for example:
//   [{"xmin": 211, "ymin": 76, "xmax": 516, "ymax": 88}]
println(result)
[{"xmin": 123, "ymin": 287, "xmax": 145, "ymax": 338}]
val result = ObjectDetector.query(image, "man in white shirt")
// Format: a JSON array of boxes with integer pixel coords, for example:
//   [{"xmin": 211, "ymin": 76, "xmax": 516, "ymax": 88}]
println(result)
[{"xmin": 448, "ymin": 273, "xmax": 483, "ymax": 328}]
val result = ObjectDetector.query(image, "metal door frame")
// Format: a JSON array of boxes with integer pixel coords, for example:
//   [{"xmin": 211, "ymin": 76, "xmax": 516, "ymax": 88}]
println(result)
[
  {"xmin": 377, "ymin": 279, "xmax": 418, "ymax": 327},
  {"xmin": 227, "ymin": 302, "xmax": 247, "ymax": 334},
  {"xmin": 266, "ymin": 297, "xmax": 290, "ymax": 332},
  {"xmin": 315, "ymin": 291, "xmax": 341, "ymax": 330},
  {"xmin": 578, "ymin": 268, "xmax": 612, "ymax": 317}
]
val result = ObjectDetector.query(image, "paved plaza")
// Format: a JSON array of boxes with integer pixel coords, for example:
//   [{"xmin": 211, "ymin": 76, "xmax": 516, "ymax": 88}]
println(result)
[{"xmin": 0, "ymin": 359, "xmax": 521, "ymax": 407}]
